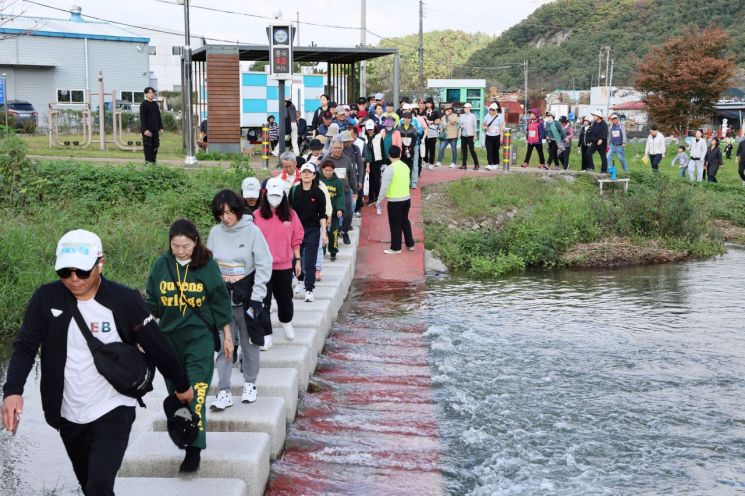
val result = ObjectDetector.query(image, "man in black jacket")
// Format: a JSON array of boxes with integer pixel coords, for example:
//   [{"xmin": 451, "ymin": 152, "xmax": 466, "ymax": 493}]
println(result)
[
  {"xmin": 2, "ymin": 229, "xmax": 193, "ymax": 496},
  {"xmin": 140, "ymin": 86, "xmax": 163, "ymax": 164},
  {"xmin": 585, "ymin": 111, "xmax": 609, "ymax": 172}
]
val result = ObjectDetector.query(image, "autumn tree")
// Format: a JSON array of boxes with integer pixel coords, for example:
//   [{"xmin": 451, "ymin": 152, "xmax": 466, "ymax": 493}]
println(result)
[{"xmin": 635, "ymin": 26, "xmax": 734, "ymax": 137}]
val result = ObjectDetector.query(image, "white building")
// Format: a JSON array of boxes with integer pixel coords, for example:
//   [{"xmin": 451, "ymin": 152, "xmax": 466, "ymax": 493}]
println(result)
[{"xmin": 0, "ymin": 6, "xmax": 152, "ymax": 127}]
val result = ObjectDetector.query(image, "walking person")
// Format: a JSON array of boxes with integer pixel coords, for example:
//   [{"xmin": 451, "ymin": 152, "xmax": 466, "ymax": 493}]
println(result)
[
  {"xmin": 241, "ymin": 176, "xmax": 262, "ymax": 217},
  {"xmin": 145, "ymin": 219, "xmax": 234, "ymax": 472},
  {"xmin": 606, "ymin": 113, "xmax": 629, "ymax": 173},
  {"xmin": 459, "ymin": 103, "xmax": 479, "ymax": 170},
  {"xmin": 705, "ymin": 137, "xmax": 723, "ymax": 183},
  {"xmin": 439, "ymin": 105, "xmax": 459, "ymax": 168},
  {"xmin": 737, "ymin": 138, "xmax": 745, "ymax": 185},
  {"xmin": 140, "ymin": 86, "xmax": 163, "ymax": 164},
  {"xmin": 311, "ymin": 94, "xmax": 329, "ymax": 133},
  {"xmin": 544, "ymin": 111, "xmax": 566, "ymax": 170},
  {"xmin": 207, "ymin": 190, "xmax": 272, "ymax": 411},
  {"xmin": 286, "ymin": 99, "xmax": 300, "ymax": 156},
  {"xmin": 364, "ymin": 119, "xmax": 387, "ymax": 210},
  {"xmin": 290, "ymin": 163, "xmax": 328, "ymax": 302},
  {"xmin": 319, "ymin": 159, "xmax": 346, "ymax": 261},
  {"xmin": 521, "ymin": 108, "xmax": 546, "ymax": 169},
  {"xmin": 423, "ymin": 98, "xmax": 440, "ymax": 169},
  {"xmin": 267, "ymin": 115, "xmax": 279, "ymax": 156},
  {"xmin": 578, "ymin": 116, "xmax": 592, "ymax": 170},
  {"xmin": 483, "ymin": 102, "xmax": 504, "ymax": 171},
  {"xmin": 559, "ymin": 116, "xmax": 574, "ymax": 170},
  {"xmin": 586, "ymin": 112, "xmax": 609, "ymax": 172},
  {"xmin": 671, "ymin": 145, "xmax": 689, "ymax": 178},
  {"xmin": 253, "ymin": 177, "xmax": 304, "ymax": 341},
  {"xmin": 376, "ymin": 145, "xmax": 415, "ymax": 254},
  {"xmin": 321, "ymin": 137, "xmax": 357, "ymax": 245},
  {"xmin": 2, "ymin": 229, "xmax": 194, "ymax": 495},
  {"xmin": 688, "ymin": 129, "xmax": 707, "ymax": 181},
  {"xmin": 644, "ymin": 126, "xmax": 666, "ymax": 172}
]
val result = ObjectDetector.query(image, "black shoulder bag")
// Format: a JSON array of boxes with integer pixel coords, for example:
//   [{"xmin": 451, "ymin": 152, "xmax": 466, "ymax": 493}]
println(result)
[
  {"xmin": 165, "ymin": 263, "xmax": 222, "ymax": 352},
  {"xmin": 69, "ymin": 300, "xmax": 154, "ymax": 405}
]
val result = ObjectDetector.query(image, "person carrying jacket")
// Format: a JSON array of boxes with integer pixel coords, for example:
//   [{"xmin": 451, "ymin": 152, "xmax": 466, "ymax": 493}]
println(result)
[
  {"xmin": 522, "ymin": 108, "xmax": 546, "ymax": 169},
  {"xmin": 3, "ymin": 229, "xmax": 193, "ymax": 495},
  {"xmin": 586, "ymin": 111, "xmax": 609, "ymax": 172},
  {"xmin": 146, "ymin": 219, "xmax": 233, "ymax": 472}
]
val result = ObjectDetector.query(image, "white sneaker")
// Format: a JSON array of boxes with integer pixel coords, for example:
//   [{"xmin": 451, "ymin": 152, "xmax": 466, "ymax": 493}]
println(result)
[
  {"xmin": 241, "ymin": 382, "xmax": 257, "ymax": 403},
  {"xmin": 304, "ymin": 290, "xmax": 314, "ymax": 302},
  {"xmin": 384, "ymin": 249, "xmax": 402, "ymax": 254},
  {"xmin": 282, "ymin": 322, "xmax": 295, "ymax": 341},
  {"xmin": 260, "ymin": 334, "xmax": 273, "ymax": 351},
  {"xmin": 485, "ymin": 165, "xmax": 494, "ymax": 171},
  {"xmin": 376, "ymin": 204, "xmax": 382, "ymax": 215},
  {"xmin": 210, "ymin": 390, "xmax": 233, "ymax": 411},
  {"xmin": 435, "ymin": 162, "xmax": 442, "ymax": 167},
  {"xmin": 449, "ymin": 163, "xmax": 457, "ymax": 168}
]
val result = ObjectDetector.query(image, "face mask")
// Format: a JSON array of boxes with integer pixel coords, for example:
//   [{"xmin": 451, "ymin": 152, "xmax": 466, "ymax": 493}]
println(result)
[{"xmin": 267, "ymin": 195, "xmax": 283, "ymax": 208}]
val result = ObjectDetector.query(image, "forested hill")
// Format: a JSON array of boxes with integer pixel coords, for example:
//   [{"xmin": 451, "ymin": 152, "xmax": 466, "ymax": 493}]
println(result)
[{"xmin": 459, "ymin": 0, "xmax": 745, "ymax": 92}]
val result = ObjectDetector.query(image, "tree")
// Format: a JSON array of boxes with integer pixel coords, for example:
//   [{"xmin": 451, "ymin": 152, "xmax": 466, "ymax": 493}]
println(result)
[{"xmin": 635, "ymin": 26, "xmax": 734, "ymax": 137}]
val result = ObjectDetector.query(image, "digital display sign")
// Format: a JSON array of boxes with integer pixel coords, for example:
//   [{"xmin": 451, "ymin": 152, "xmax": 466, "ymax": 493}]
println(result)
[{"xmin": 272, "ymin": 47, "xmax": 291, "ymax": 75}]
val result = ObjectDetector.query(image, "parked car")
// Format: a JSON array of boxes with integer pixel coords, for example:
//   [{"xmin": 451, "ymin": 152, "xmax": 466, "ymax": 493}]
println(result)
[{"xmin": 0, "ymin": 100, "xmax": 38, "ymax": 129}]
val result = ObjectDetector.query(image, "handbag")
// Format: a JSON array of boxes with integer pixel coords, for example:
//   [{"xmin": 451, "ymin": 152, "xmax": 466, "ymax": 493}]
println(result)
[
  {"xmin": 166, "ymin": 263, "xmax": 221, "ymax": 352},
  {"xmin": 69, "ymin": 301, "xmax": 154, "ymax": 404}
]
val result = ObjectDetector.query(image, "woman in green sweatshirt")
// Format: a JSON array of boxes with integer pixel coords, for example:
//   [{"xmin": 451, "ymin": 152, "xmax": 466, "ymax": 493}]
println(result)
[
  {"xmin": 146, "ymin": 218, "xmax": 234, "ymax": 473},
  {"xmin": 319, "ymin": 159, "xmax": 346, "ymax": 261}
]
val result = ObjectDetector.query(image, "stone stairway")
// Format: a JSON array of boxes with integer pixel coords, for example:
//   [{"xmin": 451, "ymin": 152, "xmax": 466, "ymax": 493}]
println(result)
[{"xmin": 116, "ymin": 221, "xmax": 360, "ymax": 496}]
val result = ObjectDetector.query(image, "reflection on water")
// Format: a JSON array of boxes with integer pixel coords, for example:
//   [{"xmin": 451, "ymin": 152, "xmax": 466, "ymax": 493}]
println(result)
[{"xmin": 427, "ymin": 248, "xmax": 745, "ymax": 495}]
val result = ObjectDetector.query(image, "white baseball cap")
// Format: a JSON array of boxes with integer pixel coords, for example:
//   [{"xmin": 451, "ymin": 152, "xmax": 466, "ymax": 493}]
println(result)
[
  {"xmin": 265, "ymin": 177, "xmax": 285, "ymax": 198},
  {"xmin": 489, "ymin": 103, "xmax": 499, "ymax": 110},
  {"xmin": 55, "ymin": 229, "xmax": 103, "ymax": 271},
  {"xmin": 365, "ymin": 119, "xmax": 376, "ymax": 130},
  {"xmin": 463, "ymin": 102, "xmax": 472, "ymax": 108},
  {"xmin": 374, "ymin": 92, "xmax": 384, "ymax": 100},
  {"xmin": 299, "ymin": 163, "xmax": 316, "ymax": 173},
  {"xmin": 241, "ymin": 176, "xmax": 261, "ymax": 199}
]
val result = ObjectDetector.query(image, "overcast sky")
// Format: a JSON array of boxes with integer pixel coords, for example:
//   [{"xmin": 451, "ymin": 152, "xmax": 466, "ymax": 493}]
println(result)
[{"xmin": 16, "ymin": 0, "xmax": 554, "ymax": 46}]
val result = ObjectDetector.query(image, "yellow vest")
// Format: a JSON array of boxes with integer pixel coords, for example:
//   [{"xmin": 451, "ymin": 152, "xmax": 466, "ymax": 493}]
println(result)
[{"xmin": 386, "ymin": 160, "xmax": 410, "ymax": 199}]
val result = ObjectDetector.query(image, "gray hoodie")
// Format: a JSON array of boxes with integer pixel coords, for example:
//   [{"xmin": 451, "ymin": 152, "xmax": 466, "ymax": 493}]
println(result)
[{"xmin": 207, "ymin": 216, "xmax": 273, "ymax": 302}]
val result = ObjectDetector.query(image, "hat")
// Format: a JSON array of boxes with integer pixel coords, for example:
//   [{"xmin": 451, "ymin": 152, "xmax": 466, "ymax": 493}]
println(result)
[
  {"xmin": 374, "ymin": 92, "xmax": 384, "ymax": 100},
  {"xmin": 545, "ymin": 110, "xmax": 555, "ymax": 118},
  {"xmin": 385, "ymin": 100, "xmax": 394, "ymax": 107},
  {"xmin": 402, "ymin": 112, "xmax": 412, "ymax": 118},
  {"xmin": 322, "ymin": 111, "xmax": 333, "ymax": 119},
  {"xmin": 341, "ymin": 130, "xmax": 354, "ymax": 142},
  {"xmin": 335, "ymin": 106, "xmax": 346, "ymax": 115},
  {"xmin": 402, "ymin": 103, "xmax": 413, "ymax": 111},
  {"xmin": 591, "ymin": 111, "xmax": 603, "ymax": 119},
  {"xmin": 559, "ymin": 116, "xmax": 568, "ymax": 123},
  {"xmin": 463, "ymin": 102, "xmax": 472, "ymax": 108},
  {"xmin": 529, "ymin": 107, "xmax": 540, "ymax": 116},
  {"xmin": 299, "ymin": 163, "xmax": 316, "ymax": 173},
  {"xmin": 241, "ymin": 176, "xmax": 261, "ymax": 199},
  {"xmin": 325, "ymin": 123, "xmax": 340, "ymax": 137},
  {"xmin": 582, "ymin": 115, "xmax": 591, "ymax": 122},
  {"xmin": 489, "ymin": 103, "xmax": 499, "ymax": 110},
  {"xmin": 55, "ymin": 229, "xmax": 103, "ymax": 271},
  {"xmin": 265, "ymin": 177, "xmax": 285, "ymax": 198},
  {"xmin": 610, "ymin": 113, "xmax": 619, "ymax": 120},
  {"xmin": 357, "ymin": 97, "xmax": 367, "ymax": 104},
  {"xmin": 308, "ymin": 138, "xmax": 324, "ymax": 150},
  {"xmin": 163, "ymin": 394, "xmax": 199, "ymax": 449},
  {"xmin": 364, "ymin": 120, "xmax": 376, "ymax": 130}
]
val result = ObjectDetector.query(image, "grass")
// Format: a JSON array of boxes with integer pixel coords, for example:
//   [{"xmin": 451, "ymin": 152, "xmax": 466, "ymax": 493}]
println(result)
[{"xmin": 21, "ymin": 132, "xmax": 190, "ymax": 160}]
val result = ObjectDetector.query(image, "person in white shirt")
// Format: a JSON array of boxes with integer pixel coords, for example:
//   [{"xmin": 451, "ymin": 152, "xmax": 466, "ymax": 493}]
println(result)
[
  {"xmin": 644, "ymin": 126, "xmax": 666, "ymax": 171},
  {"xmin": 458, "ymin": 103, "xmax": 480, "ymax": 170},
  {"xmin": 483, "ymin": 102, "xmax": 505, "ymax": 171},
  {"xmin": 688, "ymin": 129, "xmax": 707, "ymax": 182}
]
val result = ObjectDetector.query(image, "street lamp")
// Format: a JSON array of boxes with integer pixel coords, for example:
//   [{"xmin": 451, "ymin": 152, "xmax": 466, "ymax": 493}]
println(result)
[{"xmin": 177, "ymin": 0, "xmax": 197, "ymax": 166}]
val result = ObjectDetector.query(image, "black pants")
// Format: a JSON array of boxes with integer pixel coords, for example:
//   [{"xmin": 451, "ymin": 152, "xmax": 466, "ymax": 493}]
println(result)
[
  {"xmin": 708, "ymin": 163, "xmax": 720, "ymax": 182},
  {"xmin": 387, "ymin": 199, "xmax": 414, "ymax": 251},
  {"xmin": 561, "ymin": 146, "xmax": 571, "ymax": 170},
  {"xmin": 524, "ymin": 143, "xmax": 545, "ymax": 165},
  {"xmin": 738, "ymin": 161, "xmax": 745, "ymax": 181},
  {"xmin": 649, "ymin": 153, "xmax": 663, "ymax": 171},
  {"xmin": 143, "ymin": 132, "xmax": 160, "ymax": 163},
  {"xmin": 547, "ymin": 141, "xmax": 560, "ymax": 167},
  {"xmin": 59, "ymin": 405, "xmax": 136, "ymax": 496},
  {"xmin": 355, "ymin": 186, "xmax": 365, "ymax": 213},
  {"xmin": 485, "ymin": 135, "xmax": 501, "ymax": 165},
  {"xmin": 580, "ymin": 145, "xmax": 591, "ymax": 170},
  {"xmin": 586, "ymin": 142, "xmax": 608, "ymax": 172},
  {"xmin": 368, "ymin": 162, "xmax": 383, "ymax": 204},
  {"xmin": 300, "ymin": 226, "xmax": 321, "ymax": 292},
  {"xmin": 263, "ymin": 268, "xmax": 294, "ymax": 324},
  {"xmin": 461, "ymin": 136, "xmax": 479, "ymax": 166},
  {"xmin": 425, "ymin": 137, "xmax": 437, "ymax": 164}
]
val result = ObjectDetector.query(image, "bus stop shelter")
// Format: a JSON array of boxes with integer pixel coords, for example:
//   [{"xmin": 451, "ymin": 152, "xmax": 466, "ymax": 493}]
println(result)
[{"xmin": 190, "ymin": 44, "xmax": 399, "ymax": 153}]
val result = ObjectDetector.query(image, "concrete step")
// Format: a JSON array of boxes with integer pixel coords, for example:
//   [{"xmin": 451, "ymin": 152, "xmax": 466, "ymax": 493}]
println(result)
[
  {"xmin": 272, "ymin": 326, "xmax": 324, "ymax": 365},
  {"xmin": 234, "ymin": 344, "xmax": 310, "ymax": 392},
  {"xmin": 271, "ymin": 307, "xmax": 328, "ymax": 335},
  {"xmin": 210, "ymin": 367, "xmax": 298, "ymax": 422},
  {"xmin": 116, "ymin": 478, "xmax": 247, "ymax": 496},
  {"xmin": 152, "ymin": 396, "xmax": 286, "ymax": 460},
  {"xmin": 120, "ymin": 432, "xmax": 270, "ymax": 496}
]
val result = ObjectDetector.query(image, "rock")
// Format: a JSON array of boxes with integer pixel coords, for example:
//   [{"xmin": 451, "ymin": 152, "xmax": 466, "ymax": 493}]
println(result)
[{"xmin": 425, "ymin": 250, "xmax": 449, "ymax": 274}]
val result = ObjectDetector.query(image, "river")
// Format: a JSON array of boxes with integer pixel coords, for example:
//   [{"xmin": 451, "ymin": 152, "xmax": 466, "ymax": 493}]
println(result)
[{"xmin": 3, "ymin": 248, "xmax": 745, "ymax": 495}]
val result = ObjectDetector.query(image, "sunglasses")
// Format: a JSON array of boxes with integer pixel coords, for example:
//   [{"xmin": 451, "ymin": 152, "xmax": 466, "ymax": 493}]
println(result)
[{"xmin": 56, "ymin": 258, "xmax": 101, "ymax": 279}]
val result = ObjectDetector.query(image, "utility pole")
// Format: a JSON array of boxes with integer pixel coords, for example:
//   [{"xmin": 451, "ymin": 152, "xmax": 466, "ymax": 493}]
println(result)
[
  {"xmin": 296, "ymin": 12, "xmax": 300, "ymax": 45},
  {"xmin": 605, "ymin": 58, "xmax": 615, "ymax": 118},
  {"xmin": 418, "ymin": 0, "xmax": 424, "ymax": 93},
  {"xmin": 181, "ymin": 0, "xmax": 197, "ymax": 166},
  {"xmin": 523, "ymin": 59, "xmax": 528, "ymax": 114},
  {"xmin": 360, "ymin": 0, "xmax": 366, "ymax": 97}
]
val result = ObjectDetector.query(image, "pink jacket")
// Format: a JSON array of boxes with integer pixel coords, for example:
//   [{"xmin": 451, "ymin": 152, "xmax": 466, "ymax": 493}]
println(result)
[{"xmin": 253, "ymin": 209, "xmax": 304, "ymax": 270}]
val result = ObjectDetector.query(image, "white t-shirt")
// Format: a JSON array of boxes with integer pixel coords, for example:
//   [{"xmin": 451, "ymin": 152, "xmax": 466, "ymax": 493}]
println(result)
[
  {"xmin": 61, "ymin": 298, "xmax": 136, "ymax": 424},
  {"xmin": 484, "ymin": 113, "xmax": 504, "ymax": 137}
]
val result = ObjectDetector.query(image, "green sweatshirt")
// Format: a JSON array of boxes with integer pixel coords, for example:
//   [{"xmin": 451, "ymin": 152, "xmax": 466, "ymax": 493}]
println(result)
[
  {"xmin": 320, "ymin": 173, "xmax": 346, "ymax": 216},
  {"xmin": 145, "ymin": 251, "xmax": 233, "ymax": 334}
]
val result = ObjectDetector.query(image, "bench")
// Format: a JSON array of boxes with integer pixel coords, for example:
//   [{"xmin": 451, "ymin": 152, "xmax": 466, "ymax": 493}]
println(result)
[{"xmin": 598, "ymin": 178, "xmax": 630, "ymax": 194}]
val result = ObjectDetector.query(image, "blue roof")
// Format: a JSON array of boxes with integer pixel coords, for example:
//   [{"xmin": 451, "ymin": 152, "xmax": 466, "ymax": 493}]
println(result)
[{"xmin": 0, "ymin": 13, "xmax": 149, "ymax": 43}]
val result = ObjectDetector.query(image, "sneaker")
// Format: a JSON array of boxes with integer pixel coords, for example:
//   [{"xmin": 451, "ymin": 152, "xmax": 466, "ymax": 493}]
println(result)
[
  {"xmin": 435, "ymin": 162, "xmax": 442, "ymax": 167},
  {"xmin": 485, "ymin": 164, "xmax": 495, "ymax": 171},
  {"xmin": 376, "ymin": 204, "xmax": 382, "ymax": 215},
  {"xmin": 342, "ymin": 232, "xmax": 351, "ymax": 245},
  {"xmin": 449, "ymin": 163, "xmax": 457, "ymax": 169},
  {"xmin": 354, "ymin": 211, "xmax": 361, "ymax": 218},
  {"xmin": 408, "ymin": 246, "xmax": 415, "ymax": 252},
  {"xmin": 305, "ymin": 290, "xmax": 314, "ymax": 302},
  {"xmin": 330, "ymin": 254, "xmax": 337, "ymax": 262},
  {"xmin": 427, "ymin": 163, "xmax": 434, "ymax": 170},
  {"xmin": 384, "ymin": 249, "xmax": 402, "ymax": 254},
  {"xmin": 410, "ymin": 184, "xmax": 417, "ymax": 189},
  {"xmin": 315, "ymin": 270, "xmax": 322, "ymax": 281},
  {"xmin": 179, "ymin": 447, "xmax": 201, "ymax": 473},
  {"xmin": 539, "ymin": 164, "xmax": 548, "ymax": 170},
  {"xmin": 210, "ymin": 390, "xmax": 233, "ymax": 411},
  {"xmin": 281, "ymin": 322, "xmax": 295, "ymax": 340},
  {"xmin": 241, "ymin": 382, "xmax": 257, "ymax": 403},
  {"xmin": 260, "ymin": 334, "xmax": 273, "ymax": 351}
]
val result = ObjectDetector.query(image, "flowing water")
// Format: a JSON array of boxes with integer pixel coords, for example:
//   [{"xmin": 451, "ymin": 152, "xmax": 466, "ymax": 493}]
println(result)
[{"xmin": 3, "ymin": 248, "xmax": 745, "ymax": 495}]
